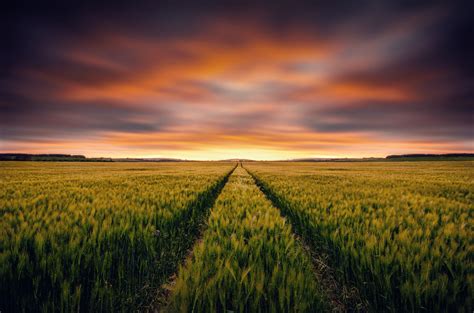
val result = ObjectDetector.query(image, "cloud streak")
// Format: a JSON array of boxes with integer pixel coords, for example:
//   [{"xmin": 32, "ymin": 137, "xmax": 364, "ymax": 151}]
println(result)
[{"xmin": 1, "ymin": 0, "xmax": 472, "ymax": 159}]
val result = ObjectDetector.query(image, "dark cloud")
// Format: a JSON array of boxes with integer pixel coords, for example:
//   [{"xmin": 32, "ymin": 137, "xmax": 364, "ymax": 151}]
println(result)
[
  {"xmin": 303, "ymin": 99, "xmax": 473, "ymax": 140},
  {"xmin": 0, "ymin": 94, "xmax": 171, "ymax": 141}
]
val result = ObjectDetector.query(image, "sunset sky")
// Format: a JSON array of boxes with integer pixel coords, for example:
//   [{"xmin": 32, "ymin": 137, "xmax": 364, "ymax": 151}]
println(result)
[{"xmin": 1, "ymin": 1, "xmax": 473, "ymax": 160}]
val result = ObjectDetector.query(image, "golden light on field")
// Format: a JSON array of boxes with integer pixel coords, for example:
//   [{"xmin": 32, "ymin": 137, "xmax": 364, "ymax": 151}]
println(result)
[{"xmin": 1, "ymin": 3, "xmax": 473, "ymax": 311}]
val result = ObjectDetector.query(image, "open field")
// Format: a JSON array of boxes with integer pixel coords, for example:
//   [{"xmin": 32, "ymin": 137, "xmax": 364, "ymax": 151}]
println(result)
[
  {"xmin": 245, "ymin": 161, "xmax": 473, "ymax": 312},
  {"xmin": 1, "ymin": 161, "xmax": 472, "ymax": 312},
  {"xmin": 0, "ymin": 162, "xmax": 235, "ymax": 312}
]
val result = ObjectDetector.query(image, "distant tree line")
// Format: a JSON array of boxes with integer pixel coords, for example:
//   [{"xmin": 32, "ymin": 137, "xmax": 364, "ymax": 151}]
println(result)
[
  {"xmin": 386, "ymin": 153, "xmax": 474, "ymax": 160},
  {"xmin": 0, "ymin": 154, "xmax": 112, "ymax": 162}
]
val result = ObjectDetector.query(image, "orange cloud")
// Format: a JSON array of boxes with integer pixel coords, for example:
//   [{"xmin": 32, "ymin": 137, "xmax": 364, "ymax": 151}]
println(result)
[{"xmin": 3, "ymin": 6, "xmax": 472, "ymax": 159}]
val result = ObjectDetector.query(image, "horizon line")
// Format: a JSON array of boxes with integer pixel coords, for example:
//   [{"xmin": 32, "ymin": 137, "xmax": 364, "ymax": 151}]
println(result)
[{"xmin": 1, "ymin": 152, "xmax": 473, "ymax": 162}]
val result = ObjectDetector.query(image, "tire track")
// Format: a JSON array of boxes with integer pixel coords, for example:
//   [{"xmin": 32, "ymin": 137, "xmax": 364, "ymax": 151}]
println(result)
[
  {"xmin": 244, "ymin": 165, "xmax": 369, "ymax": 313},
  {"xmin": 163, "ymin": 166, "xmax": 328, "ymax": 312}
]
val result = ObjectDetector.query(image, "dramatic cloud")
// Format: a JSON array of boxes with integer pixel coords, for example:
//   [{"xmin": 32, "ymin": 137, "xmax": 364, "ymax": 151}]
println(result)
[{"xmin": 1, "ymin": 0, "xmax": 472, "ymax": 159}]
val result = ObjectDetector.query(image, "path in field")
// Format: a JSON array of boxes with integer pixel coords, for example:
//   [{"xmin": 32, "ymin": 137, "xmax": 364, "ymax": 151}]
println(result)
[
  {"xmin": 245, "ymin": 166, "xmax": 368, "ymax": 313},
  {"xmin": 159, "ymin": 165, "xmax": 328, "ymax": 312}
]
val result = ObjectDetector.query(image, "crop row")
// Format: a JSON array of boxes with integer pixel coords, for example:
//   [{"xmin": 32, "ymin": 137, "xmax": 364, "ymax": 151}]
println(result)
[
  {"xmin": 245, "ymin": 162, "xmax": 473, "ymax": 312},
  {"xmin": 168, "ymin": 166, "xmax": 327, "ymax": 312},
  {"xmin": 0, "ymin": 162, "xmax": 235, "ymax": 312}
]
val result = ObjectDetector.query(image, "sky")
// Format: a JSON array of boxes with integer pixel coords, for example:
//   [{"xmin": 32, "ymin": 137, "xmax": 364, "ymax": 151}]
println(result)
[{"xmin": 1, "ymin": 0, "xmax": 473, "ymax": 160}]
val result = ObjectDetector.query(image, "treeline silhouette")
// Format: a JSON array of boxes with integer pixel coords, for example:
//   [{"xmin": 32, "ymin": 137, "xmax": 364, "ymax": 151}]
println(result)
[{"xmin": 0, "ymin": 154, "xmax": 112, "ymax": 162}]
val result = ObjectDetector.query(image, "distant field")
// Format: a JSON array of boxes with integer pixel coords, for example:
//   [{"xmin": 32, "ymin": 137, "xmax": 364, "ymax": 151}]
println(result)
[{"xmin": 1, "ymin": 161, "xmax": 472, "ymax": 312}]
